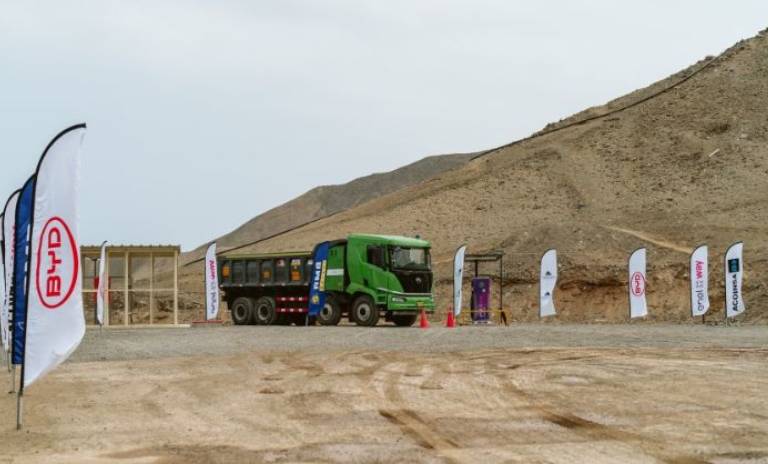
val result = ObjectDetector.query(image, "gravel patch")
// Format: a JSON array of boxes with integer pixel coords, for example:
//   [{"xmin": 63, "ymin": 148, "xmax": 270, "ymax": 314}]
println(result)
[{"xmin": 72, "ymin": 324, "xmax": 768, "ymax": 363}]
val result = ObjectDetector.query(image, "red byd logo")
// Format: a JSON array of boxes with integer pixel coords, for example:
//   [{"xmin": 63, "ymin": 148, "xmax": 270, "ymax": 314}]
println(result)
[
  {"xmin": 631, "ymin": 272, "xmax": 646, "ymax": 297},
  {"xmin": 35, "ymin": 216, "xmax": 79, "ymax": 310}
]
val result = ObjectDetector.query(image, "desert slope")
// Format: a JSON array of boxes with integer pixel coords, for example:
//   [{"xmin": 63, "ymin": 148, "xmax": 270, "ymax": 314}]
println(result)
[
  {"xmin": 189, "ymin": 30, "xmax": 768, "ymax": 322},
  {"xmin": 182, "ymin": 152, "xmax": 474, "ymax": 264}
]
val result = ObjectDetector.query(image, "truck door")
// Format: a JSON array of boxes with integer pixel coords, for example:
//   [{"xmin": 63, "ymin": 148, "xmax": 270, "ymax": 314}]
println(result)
[
  {"xmin": 362, "ymin": 244, "xmax": 388, "ymax": 293},
  {"xmin": 325, "ymin": 244, "xmax": 346, "ymax": 292}
]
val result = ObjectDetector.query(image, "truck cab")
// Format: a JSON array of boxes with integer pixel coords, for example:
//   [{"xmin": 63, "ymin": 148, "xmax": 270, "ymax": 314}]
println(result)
[{"xmin": 321, "ymin": 234, "xmax": 435, "ymax": 327}]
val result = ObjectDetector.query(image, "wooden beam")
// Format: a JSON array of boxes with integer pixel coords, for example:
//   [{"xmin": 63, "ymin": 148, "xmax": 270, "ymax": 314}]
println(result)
[
  {"xmin": 124, "ymin": 251, "xmax": 129, "ymax": 326},
  {"xmin": 173, "ymin": 250, "xmax": 179, "ymax": 325},
  {"xmin": 150, "ymin": 253, "xmax": 155, "ymax": 326}
]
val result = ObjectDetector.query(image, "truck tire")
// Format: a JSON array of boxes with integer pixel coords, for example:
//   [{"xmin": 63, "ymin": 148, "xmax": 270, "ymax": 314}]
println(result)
[
  {"xmin": 254, "ymin": 296, "xmax": 278, "ymax": 326},
  {"xmin": 392, "ymin": 314, "xmax": 418, "ymax": 327},
  {"xmin": 231, "ymin": 297, "xmax": 254, "ymax": 325},
  {"xmin": 318, "ymin": 295, "xmax": 342, "ymax": 326},
  {"xmin": 351, "ymin": 295, "xmax": 380, "ymax": 327}
]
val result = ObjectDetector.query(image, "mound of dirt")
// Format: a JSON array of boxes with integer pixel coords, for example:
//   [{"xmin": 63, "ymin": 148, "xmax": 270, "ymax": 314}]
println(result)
[{"xmin": 186, "ymin": 29, "xmax": 768, "ymax": 323}]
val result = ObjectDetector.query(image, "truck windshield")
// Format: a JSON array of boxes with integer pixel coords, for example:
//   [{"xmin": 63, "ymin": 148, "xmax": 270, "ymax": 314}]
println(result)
[{"xmin": 390, "ymin": 247, "xmax": 430, "ymax": 270}]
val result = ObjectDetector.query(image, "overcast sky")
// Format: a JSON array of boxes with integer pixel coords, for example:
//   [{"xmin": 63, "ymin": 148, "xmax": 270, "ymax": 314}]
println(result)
[{"xmin": 1, "ymin": 1, "xmax": 766, "ymax": 251}]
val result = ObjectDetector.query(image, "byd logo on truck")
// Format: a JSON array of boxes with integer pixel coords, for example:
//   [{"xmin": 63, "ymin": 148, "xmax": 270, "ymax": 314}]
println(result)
[
  {"xmin": 35, "ymin": 216, "xmax": 79, "ymax": 310},
  {"xmin": 630, "ymin": 272, "xmax": 646, "ymax": 297}
]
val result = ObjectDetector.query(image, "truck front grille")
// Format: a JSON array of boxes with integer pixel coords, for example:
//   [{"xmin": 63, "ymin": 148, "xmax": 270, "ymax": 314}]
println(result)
[{"xmin": 394, "ymin": 271, "xmax": 433, "ymax": 294}]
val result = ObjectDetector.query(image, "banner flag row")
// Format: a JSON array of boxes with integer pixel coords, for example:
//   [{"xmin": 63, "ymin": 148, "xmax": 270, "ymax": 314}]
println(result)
[
  {"xmin": 0, "ymin": 124, "xmax": 88, "ymax": 429},
  {"xmin": 452, "ymin": 243, "xmax": 746, "ymax": 321}
]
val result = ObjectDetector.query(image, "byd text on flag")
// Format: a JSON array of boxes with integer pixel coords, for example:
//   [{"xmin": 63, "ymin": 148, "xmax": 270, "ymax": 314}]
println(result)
[
  {"xmin": 628, "ymin": 248, "xmax": 647, "ymax": 319},
  {"xmin": 539, "ymin": 249, "xmax": 557, "ymax": 318},
  {"xmin": 21, "ymin": 124, "xmax": 87, "ymax": 388}
]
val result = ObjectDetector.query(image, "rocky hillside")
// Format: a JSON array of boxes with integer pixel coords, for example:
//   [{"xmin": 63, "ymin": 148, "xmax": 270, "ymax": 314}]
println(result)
[
  {"xmin": 182, "ymin": 152, "xmax": 474, "ymax": 264},
  {"xmin": 187, "ymin": 29, "xmax": 768, "ymax": 323}
]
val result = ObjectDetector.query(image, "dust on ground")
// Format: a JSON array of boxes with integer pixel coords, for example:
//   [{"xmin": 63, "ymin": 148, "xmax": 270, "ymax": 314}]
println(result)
[{"xmin": 1, "ymin": 325, "xmax": 766, "ymax": 463}]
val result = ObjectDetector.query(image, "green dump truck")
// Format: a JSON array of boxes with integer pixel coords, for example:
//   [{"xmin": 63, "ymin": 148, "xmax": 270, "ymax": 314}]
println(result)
[{"xmin": 218, "ymin": 234, "xmax": 435, "ymax": 327}]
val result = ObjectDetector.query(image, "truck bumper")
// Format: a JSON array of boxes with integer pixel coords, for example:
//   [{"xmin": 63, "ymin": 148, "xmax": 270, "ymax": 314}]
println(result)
[{"xmin": 387, "ymin": 295, "xmax": 435, "ymax": 313}]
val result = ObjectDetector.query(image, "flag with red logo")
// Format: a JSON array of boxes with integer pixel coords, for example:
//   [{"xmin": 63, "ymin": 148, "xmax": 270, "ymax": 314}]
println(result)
[
  {"xmin": 205, "ymin": 243, "xmax": 220, "ymax": 321},
  {"xmin": 1, "ymin": 191, "xmax": 20, "ymax": 354},
  {"xmin": 96, "ymin": 241, "xmax": 107, "ymax": 326},
  {"xmin": 690, "ymin": 245, "xmax": 709, "ymax": 318},
  {"xmin": 21, "ymin": 124, "xmax": 87, "ymax": 388},
  {"xmin": 628, "ymin": 247, "xmax": 647, "ymax": 319}
]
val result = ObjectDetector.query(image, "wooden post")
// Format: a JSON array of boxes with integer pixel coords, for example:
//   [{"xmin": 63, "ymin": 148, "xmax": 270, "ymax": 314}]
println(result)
[
  {"xmin": 150, "ymin": 253, "xmax": 155, "ymax": 325},
  {"xmin": 173, "ymin": 250, "xmax": 179, "ymax": 325},
  {"xmin": 124, "ymin": 251, "xmax": 129, "ymax": 326}
]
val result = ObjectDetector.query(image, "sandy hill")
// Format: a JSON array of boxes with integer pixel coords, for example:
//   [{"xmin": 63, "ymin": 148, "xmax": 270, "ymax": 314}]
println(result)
[
  {"xmin": 185, "ymin": 29, "xmax": 768, "ymax": 323},
  {"xmin": 182, "ymin": 152, "xmax": 474, "ymax": 264}
]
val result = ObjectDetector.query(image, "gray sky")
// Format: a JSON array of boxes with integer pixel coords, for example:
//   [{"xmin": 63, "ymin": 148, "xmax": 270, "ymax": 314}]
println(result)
[{"xmin": 1, "ymin": 1, "xmax": 766, "ymax": 251}]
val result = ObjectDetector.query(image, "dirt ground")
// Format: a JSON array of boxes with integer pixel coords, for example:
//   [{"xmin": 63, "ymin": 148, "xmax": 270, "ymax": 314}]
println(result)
[{"xmin": 1, "ymin": 325, "xmax": 766, "ymax": 464}]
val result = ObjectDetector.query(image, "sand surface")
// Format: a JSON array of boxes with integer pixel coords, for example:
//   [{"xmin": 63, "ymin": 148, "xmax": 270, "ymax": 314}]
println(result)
[{"xmin": 1, "ymin": 325, "xmax": 766, "ymax": 463}]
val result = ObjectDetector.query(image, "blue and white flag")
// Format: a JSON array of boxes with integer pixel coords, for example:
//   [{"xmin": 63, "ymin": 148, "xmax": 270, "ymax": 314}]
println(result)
[
  {"xmin": 22, "ymin": 124, "xmax": 87, "ymax": 388},
  {"xmin": 1, "ymin": 191, "xmax": 20, "ymax": 354},
  {"xmin": 308, "ymin": 242, "xmax": 330, "ymax": 317},
  {"xmin": 724, "ymin": 242, "xmax": 745, "ymax": 319},
  {"xmin": 12, "ymin": 176, "xmax": 35, "ymax": 366},
  {"xmin": 0, "ymin": 213, "xmax": 4, "ymax": 353}
]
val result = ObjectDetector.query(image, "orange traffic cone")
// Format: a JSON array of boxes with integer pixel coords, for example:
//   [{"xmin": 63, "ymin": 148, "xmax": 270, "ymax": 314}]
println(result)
[
  {"xmin": 419, "ymin": 309, "xmax": 430, "ymax": 329},
  {"xmin": 446, "ymin": 310, "xmax": 456, "ymax": 328}
]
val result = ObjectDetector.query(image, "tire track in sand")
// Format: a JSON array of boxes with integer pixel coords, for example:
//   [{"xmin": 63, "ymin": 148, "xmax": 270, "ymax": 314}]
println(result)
[
  {"xmin": 487, "ymin": 352, "xmax": 710, "ymax": 464},
  {"xmin": 379, "ymin": 361, "xmax": 463, "ymax": 464}
]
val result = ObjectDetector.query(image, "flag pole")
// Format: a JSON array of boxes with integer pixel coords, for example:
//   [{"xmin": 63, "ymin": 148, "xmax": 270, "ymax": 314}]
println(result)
[
  {"xmin": 16, "ymin": 364, "xmax": 23, "ymax": 429},
  {"xmin": 8, "ymin": 362, "xmax": 14, "ymax": 394},
  {"xmin": 16, "ymin": 391, "xmax": 23, "ymax": 430}
]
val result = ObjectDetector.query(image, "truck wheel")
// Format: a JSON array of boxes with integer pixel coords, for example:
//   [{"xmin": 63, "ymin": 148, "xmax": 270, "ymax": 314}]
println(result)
[
  {"xmin": 392, "ymin": 314, "xmax": 418, "ymax": 327},
  {"xmin": 231, "ymin": 297, "xmax": 254, "ymax": 325},
  {"xmin": 318, "ymin": 295, "xmax": 342, "ymax": 326},
  {"xmin": 254, "ymin": 297, "xmax": 278, "ymax": 325},
  {"xmin": 351, "ymin": 295, "xmax": 379, "ymax": 327}
]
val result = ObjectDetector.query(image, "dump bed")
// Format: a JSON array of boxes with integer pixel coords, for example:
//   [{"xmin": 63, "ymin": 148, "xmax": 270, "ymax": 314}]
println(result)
[{"xmin": 219, "ymin": 251, "xmax": 313, "ymax": 288}]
